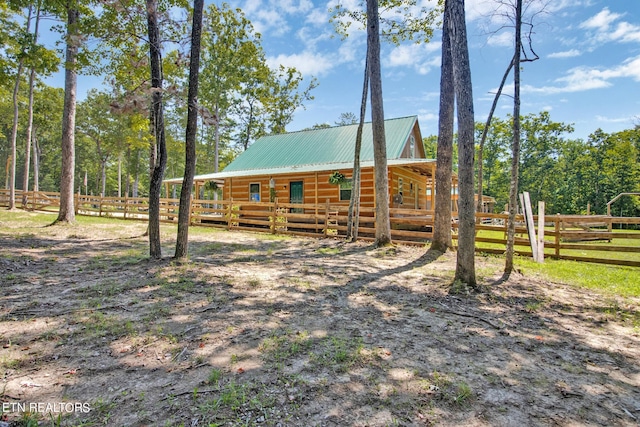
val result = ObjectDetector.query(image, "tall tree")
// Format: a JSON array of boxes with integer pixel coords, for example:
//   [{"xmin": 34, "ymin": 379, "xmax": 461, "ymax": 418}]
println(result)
[
  {"xmin": 146, "ymin": 0, "xmax": 168, "ymax": 259},
  {"xmin": 22, "ymin": 1, "xmax": 42, "ymax": 207},
  {"xmin": 476, "ymin": 0, "xmax": 541, "ymax": 213},
  {"xmin": 346, "ymin": 48, "xmax": 368, "ymax": 242},
  {"xmin": 265, "ymin": 65, "xmax": 317, "ymax": 135},
  {"xmin": 367, "ymin": 0, "xmax": 392, "ymax": 246},
  {"xmin": 7, "ymin": 4, "xmax": 32, "ymax": 210},
  {"xmin": 77, "ymin": 90, "xmax": 128, "ymax": 196},
  {"xmin": 504, "ymin": 0, "xmax": 523, "ymax": 274},
  {"xmin": 430, "ymin": 2, "xmax": 454, "ymax": 253},
  {"xmin": 55, "ymin": 3, "xmax": 80, "ymax": 224},
  {"xmin": 331, "ymin": 0, "xmax": 441, "ymax": 246},
  {"xmin": 448, "ymin": 0, "xmax": 476, "ymax": 287},
  {"xmin": 476, "ymin": 56, "xmax": 514, "ymax": 213},
  {"xmin": 175, "ymin": 0, "xmax": 204, "ymax": 260},
  {"xmin": 200, "ymin": 3, "xmax": 261, "ymax": 170}
]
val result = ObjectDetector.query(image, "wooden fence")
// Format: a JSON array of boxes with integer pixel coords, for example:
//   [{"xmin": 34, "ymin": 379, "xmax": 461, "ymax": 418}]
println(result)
[{"xmin": 2, "ymin": 190, "xmax": 639, "ymax": 267}]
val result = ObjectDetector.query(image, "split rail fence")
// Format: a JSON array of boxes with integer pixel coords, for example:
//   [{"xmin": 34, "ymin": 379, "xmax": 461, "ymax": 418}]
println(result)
[{"xmin": 2, "ymin": 190, "xmax": 639, "ymax": 267}]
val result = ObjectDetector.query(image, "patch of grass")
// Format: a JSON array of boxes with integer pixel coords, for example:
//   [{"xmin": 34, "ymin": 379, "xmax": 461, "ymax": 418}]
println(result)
[
  {"xmin": 312, "ymin": 335, "xmax": 364, "ymax": 372},
  {"xmin": 525, "ymin": 299, "xmax": 545, "ymax": 312},
  {"xmin": 259, "ymin": 330, "xmax": 312, "ymax": 364},
  {"xmin": 14, "ymin": 411, "xmax": 40, "ymax": 427},
  {"xmin": 207, "ymin": 368, "xmax": 223, "ymax": 385},
  {"xmin": 516, "ymin": 257, "xmax": 640, "ymax": 298},
  {"xmin": 246, "ymin": 277, "xmax": 262, "ymax": 288},
  {"xmin": 317, "ymin": 247, "xmax": 341, "ymax": 255},
  {"xmin": 90, "ymin": 397, "xmax": 117, "ymax": 424},
  {"xmin": 79, "ymin": 312, "xmax": 135, "ymax": 339}
]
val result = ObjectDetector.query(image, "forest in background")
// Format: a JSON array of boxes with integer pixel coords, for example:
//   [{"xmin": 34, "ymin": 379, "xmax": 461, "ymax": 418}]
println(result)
[{"xmin": 1, "ymin": 1, "xmax": 639, "ymax": 217}]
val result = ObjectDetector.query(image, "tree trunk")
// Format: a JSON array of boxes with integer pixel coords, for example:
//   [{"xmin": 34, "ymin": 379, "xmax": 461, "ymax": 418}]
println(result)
[
  {"xmin": 505, "ymin": 0, "xmax": 523, "ymax": 274},
  {"xmin": 125, "ymin": 147, "xmax": 131, "ymax": 197},
  {"xmin": 8, "ymin": 57, "xmax": 24, "ymax": 211},
  {"xmin": 431, "ymin": 5, "xmax": 454, "ymax": 253},
  {"xmin": 101, "ymin": 159, "xmax": 107, "ymax": 196},
  {"xmin": 22, "ymin": 4, "xmax": 41, "ymax": 208},
  {"xmin": 133, "ymin": 148, "xmax": 140, "ymax": 198},
  {"xmin": 55, "ymin": 5, "xmax": 79, "ymax": 224},
  {"xmin": 175, "ymin": 0, "xmax": 204, "ymax": 260},
  {"xmin": 477, "ymin": 55, "xmax": 515, "ymax": 213},
  {"xmin": 8, "ymin": 6, "xmax": 32, "ymax": 210},
  {"xmin": 367, "ymin": 0, "xmax": 391, "ymax": 247},
  {"xmin": 346, "ymin": 46, "xmax": 369, "ymax": 242},
  {"xmin": 214, "ymin": 104, "xmax": 220, "ymax": 172},
  {"xmin": 448, "ymin": 0, "xmax": 476, "ymax": 287},
  {"xmin": 147, "ymin": 0, "xmax": 168, "ymax": 258},
  {"xmin": 33, "ymin": 131, "xmax": 40, "ymax": 192}
]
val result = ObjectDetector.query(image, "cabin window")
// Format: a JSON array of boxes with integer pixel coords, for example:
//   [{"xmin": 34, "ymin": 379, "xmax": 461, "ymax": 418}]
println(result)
[
  {"xmin": 249, "ymin": 183, "xmax": 260, "ymax": 202},
  {"xmin": 339, "ymin": 179, "xmax": 352, "ymax": 201},
  {"xmin": 409, "ymin": 135, "xmax": 416, "ymax": 158},
  {"xmin": 398, "ymin": 178, "xmax": 403, "ymax": 195}
]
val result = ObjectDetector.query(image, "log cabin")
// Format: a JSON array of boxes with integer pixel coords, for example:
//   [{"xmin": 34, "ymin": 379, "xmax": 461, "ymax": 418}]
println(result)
[{"xmin": 165, "ymin": 116, "xmax": 459, "ymax": 212}]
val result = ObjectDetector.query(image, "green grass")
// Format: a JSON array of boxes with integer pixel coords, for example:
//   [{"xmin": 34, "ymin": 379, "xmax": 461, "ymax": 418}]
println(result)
[{"xmin": 515, "ymin": 257, "xmax": 640, "ymax": 297}]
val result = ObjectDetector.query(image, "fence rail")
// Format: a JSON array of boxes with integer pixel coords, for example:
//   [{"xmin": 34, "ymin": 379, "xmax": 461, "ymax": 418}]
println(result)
[{"xmin": 2, "ymin": 190, "xmax": 639, "ymax": 267}]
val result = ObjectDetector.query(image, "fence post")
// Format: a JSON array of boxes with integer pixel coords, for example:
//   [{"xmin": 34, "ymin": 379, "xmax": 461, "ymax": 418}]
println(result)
[
  {"xmin": 324, "ymin": 199, "xmax": 330, "ymax": 237},
  {"xmin": 537, "ymin": 201, "xmax": 545, "ymax": 263},
  {"xmin": 227, "ymin": 199, "xmax": 233, "ymax": 230},
  {"xmin": 554, "ymin": 214, "xmax": 561, "ymax": 259},
  {"xmin": 272, "ymin": 198, "xmax": 278, "ymax": 234}
]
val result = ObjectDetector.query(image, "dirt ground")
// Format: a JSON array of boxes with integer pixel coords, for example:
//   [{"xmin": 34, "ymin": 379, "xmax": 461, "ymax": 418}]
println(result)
[{"xmin": 0, "ymin": 213, "xmax": 639, "ymax": 426}]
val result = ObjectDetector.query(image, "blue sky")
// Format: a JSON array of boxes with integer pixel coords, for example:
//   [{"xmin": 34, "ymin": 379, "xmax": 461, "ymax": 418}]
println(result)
[
  {"xmin": 227, "ymin": 0, "xmax": 640, "ymax": 140},
  {"xmin": 51, "ymin": 0, "xmax": 640, "ymax": 141}
]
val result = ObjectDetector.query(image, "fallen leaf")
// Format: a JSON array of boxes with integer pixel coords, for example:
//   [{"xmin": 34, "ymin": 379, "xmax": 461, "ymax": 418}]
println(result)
[{"xmin": 237, "ymin": 367, "xmax": 245, "ymax": 374}]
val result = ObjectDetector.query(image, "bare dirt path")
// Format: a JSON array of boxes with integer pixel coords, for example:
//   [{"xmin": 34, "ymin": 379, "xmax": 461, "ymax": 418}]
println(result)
[{"xmin": 0, "ymin": 216, "xmax": 639, "ymax": 426}]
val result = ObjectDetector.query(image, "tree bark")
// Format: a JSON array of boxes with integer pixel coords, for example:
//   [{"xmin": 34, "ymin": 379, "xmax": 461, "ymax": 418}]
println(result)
[
  {"xmin": 22, "ymin": 3, "xmax": 42, "ymax": 208},
  {"xmin": 477, "ymin": 55, "xmax": 515, "ymax": 213},
  {"xmin": 431, "ymin": 5, "xmax": 454, "ymax": 253},
  {"xmin": 367, "ymin": 0, "xmax": 392, "ymax": 247},
  {"xmin": 448, "ymin": 0, "xmax": 476, "ymax": 287},
  {"xmin": 175, "ymin": 0, "xmax": 204, "ymax": 260},
  {"xmin": 8, "ymin": 57, "xmax": 24, "ymax": 211},
  {"xmin": 346, "ymin": 46, "xmax": 369, "ymax": 242},
  {"xmin": 8, "ymin": 6, "xmax": 32, "ymax": 210},
  {"xmin": 56, "ymin": 5, "xmax": 79, "ymax": 224},
  {"xmin": 505, "ymin": 0, "xmax": 523, "ymax": 274},
  {"xmin": 33, "ymin": 131, "xmax": 40, "ymax": 192},
  {"xmin": 147, "ymin": 0, "xmax": 168, "ymax": 258}
]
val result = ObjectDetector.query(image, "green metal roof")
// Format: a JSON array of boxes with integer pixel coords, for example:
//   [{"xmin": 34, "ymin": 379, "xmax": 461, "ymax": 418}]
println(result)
[{"xmin": 223, "ymin": 115, "xmax": 420, "ymax": 172}]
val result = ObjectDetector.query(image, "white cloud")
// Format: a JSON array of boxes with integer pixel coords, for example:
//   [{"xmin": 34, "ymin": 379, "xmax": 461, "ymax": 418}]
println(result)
[
  {"xmin": 523, "ymin": 55, "xmax": 640, "ymax": 95},
  {"xmin": 465, "ymin": 0, "xmax": 500, "ymax": 23},
  {"xmin": 267, "ymin": 51, "xmax": 336, "ymax": 76},
  {"xmin": 548, "ymin": 49, "xmax": 581, "ymax": 59},
  {"xmin": 580, "ymin": 7, "xmax": 622, "ymax": 31},
  {"xmin": 579, "ymin": 7, "xmax": 640, "ymax": 46},
  {"xmin": 386, "ymin": 42, "xmax": 441, "ymax": 75},
  {"xmin": 594, "ymin": 115, "xmax": 632, "ymax": 124},
  {"xmin": 487, "ymin": 32, "xmax": 512, "ymax": 47},
  {"xmin": 305, "ymin": 8, "xmax": 329, "ymax": 26},
  {"xmin": 418, "ymin": 111, "xmax": 439, "ymax": 123}
]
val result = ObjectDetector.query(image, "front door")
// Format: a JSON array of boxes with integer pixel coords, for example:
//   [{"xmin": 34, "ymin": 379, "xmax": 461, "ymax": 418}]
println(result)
[{"xmin": 290, "ymin": 181, "xmax": 303, "ymax": 213}]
